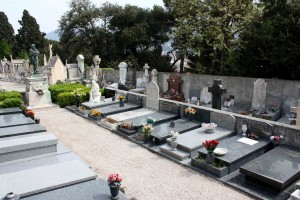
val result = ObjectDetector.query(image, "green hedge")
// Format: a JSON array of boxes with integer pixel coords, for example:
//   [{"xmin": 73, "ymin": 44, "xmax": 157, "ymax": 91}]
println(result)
[
  {"xmin": 49, "ymin": 83, "xmax": 90, "ymax": 103},
  {"xmin": 57, "ymin": 91, "xmax": 89, "ymax": 108},
  {"xmin": 0, "ymin": 91, "xmax": 22, "ymax": 101},
  {"xmin": 0, "ymin": 98, "xmax": 23, "ymax": 108}
]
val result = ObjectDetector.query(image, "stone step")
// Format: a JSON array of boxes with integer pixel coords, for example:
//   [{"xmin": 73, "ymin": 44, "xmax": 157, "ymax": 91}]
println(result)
[
  {"xmin": 0, "ymin": 133, "xmax": 58, "ymax": 163},
  {"xmin": 0, "ymin": 114, "xmax": 35, "ymax": 128},
  {"xmin": 0, "ymin": 124, "xmax": 46, "ymax": 138},
  {"xmin": 0, "ymin": 159, "xmax": 97, "ymax": 198},
  {"xmin": 0, "ymin": 107, "xmax": 22, "ymax": 115},
  {"xmin": 160, "ymin": 144, "xmax": 190, "ymax": 161}
]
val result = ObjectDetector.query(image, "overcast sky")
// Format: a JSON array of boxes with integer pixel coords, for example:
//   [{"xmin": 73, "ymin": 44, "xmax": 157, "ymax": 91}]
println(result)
[{"xmin": 0, "ymin": 0, "xmax": 164, "ymax": 34}]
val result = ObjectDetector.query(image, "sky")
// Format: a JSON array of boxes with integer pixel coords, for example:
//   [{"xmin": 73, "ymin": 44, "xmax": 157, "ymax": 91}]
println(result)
[{"xmin": 0, "ymin": 0, "xmax": 165, "ymax": 34}]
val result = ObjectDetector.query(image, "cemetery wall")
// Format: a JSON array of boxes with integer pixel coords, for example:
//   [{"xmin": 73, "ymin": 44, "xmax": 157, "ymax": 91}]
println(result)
[{"xmin": 106, "ymin": 70, "xmax": 300, "ymax": 114}]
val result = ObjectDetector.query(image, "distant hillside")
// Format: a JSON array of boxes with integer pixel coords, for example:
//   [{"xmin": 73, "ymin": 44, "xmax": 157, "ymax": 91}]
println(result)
[{"xmin": 45, "ymin": 30, "xmax": 60, "ymax": 41}]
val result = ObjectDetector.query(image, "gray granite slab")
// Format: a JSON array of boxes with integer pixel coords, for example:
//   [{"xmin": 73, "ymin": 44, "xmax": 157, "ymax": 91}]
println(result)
[
  {"xmin": 108, "ymin": 108, "xmax": 156, "ymax": 122},
  {"xmin": 22, "ymin": 179, "xmax": 127, "ymax": 200},
  {"xmin": 0, "ymin": 114, "xmax": 35, "ymax": 128},
  {"xmin": 0, "ymin": 159, "xmax": 97, "ymax": 197},
  {"xmin": 0, "ymin": 124, "xmax": 46, "ymax": 138},
  {"xmin": 123, "ymin": 111, "xmax": 179, "ymax": 128},
  {"xmin": 94, "ymin": 102, "xmax": 141, "ymax": 116},
  {"xmin": 197, "ymin": 135, "xmax": 270, "ymax": 172},
  {"xmin": 0, "ymin": 133, "xmax": 58, "ymax": 163},
  {"xmin": 253, "ymin": 109, "xmax": 281, "ymax": 121},
  {"xmin": 167, "ymin": 127, "xmax": 235, "ymax": 152},
  {"xmin": 210, "ymin": 112, "xmax": 235, "ymax": 131},
  {"xmin": 240, "ymin": 145, "xmax": 300, "ymax": 191},
  {"xmin": 82, "ymin": 98, "xmax": 119, "ymax": 109},
  {"xmin": 160, "ymin": 144, "xmax": 190, "ymax": 160},
  {"xmin": 0, "ymin": 107, "xmax": 22, "ymax": 115},
  {"xmin": 151, "ymin": 118, "xmax": 202, "ymax": 142}
]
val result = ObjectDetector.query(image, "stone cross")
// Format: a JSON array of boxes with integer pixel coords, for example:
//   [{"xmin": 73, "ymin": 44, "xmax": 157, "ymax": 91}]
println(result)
[
  {"xmin": 290, "ymin": 100, "xmax": 300, "ymax": 126},
  {"xmin": 151, "ymin": 69, "xmax": 158, "ymax": 83},
  {"xmin": 208, "ymin": 79, "xmax": 227, "ymax": 110},
  {"xmin": 143, "ymin": 63, "xmax": 150, "ymax": 83}
]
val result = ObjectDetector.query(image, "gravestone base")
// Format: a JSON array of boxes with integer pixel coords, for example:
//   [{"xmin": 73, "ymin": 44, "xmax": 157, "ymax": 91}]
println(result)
[{"xmin": 25, "ymin": 76, "xmax": 52, "ymax": 108}]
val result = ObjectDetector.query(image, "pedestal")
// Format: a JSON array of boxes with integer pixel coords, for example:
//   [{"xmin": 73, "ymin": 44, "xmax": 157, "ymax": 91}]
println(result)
[{"xmin": 25, "ymin": 75, "xmax": 52, "ymax": 107}]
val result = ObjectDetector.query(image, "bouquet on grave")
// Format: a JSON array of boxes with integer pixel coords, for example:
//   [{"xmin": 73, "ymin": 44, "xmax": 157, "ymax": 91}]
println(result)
[
  {"xmin": 107, "ymin": 173, "xmax": 123, "ymax": 187},
  {"xmin": 89, "ymin": 109, "xmax": 102, "ymax": 117},
  {"xmin": 270, "ymin": 135, "xmax": 284, "ymax": 144},
  {"xmin": 118, "ymin": 95, "xmax": 125, "ymax": 101},
  {"xmin": 142, "ymin": 124, "xmax": 153, "ymax": 136},
  {"xmin": 202, "ymin": 140, "xmax": 219, "ymax": 152},
  {"xmin": 170, "ymin": 131, "xmax": 179, "ymax": 141},
  {"xmin": 185, "ymin": 106, "xmax": 196, "ymax": 115}
]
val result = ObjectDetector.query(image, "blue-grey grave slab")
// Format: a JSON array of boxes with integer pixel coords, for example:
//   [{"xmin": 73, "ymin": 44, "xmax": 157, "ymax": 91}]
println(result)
[
  {"xmin": 22, "ymin": 179, "xmax": 127, "ymax": 200},
  {"xmin": 0, "ymin": 114, "xmax": 35, "ymax": 128},
  {"xmin": 107, "ymin": 108, "xmax": 157, "ymax": 122},
  {"xmin": 0, "ymin": 107, "xmax": 22, "ymax": 115},
  {"xmin": 0, "ymin": 154, "xmax": 97, "ymax": 198},
  {"xmin": 160, "ymin": 126, "xmax": 235, "ymax": 160},
  {"xmin": 151, "ymin": 118, "xmax": 202, "ymax": 143},
  {"xmin": 123, "ymin": 111, "xmax": 179, "ymax": 128},
  {"xmin": 0, "ymin": 124, "xmax": 46, "ymax": 138},
  {"xmin": 93, "ymin": 102, "xmax": 142, "ymax": 117},
  {"xmin": 82, "ymin": 98, "xmax": 119, "ymax": 109},
  {"xmin": 197, "ymin": 135, "xmax": 270, "ymax": 173},
  {"xmin": 240, "ymin": 145, "xmax": 300, "ymax": 191},
  {"xmin": 0, "ymin": 133, "xmax": 58, "ymax": 163}
]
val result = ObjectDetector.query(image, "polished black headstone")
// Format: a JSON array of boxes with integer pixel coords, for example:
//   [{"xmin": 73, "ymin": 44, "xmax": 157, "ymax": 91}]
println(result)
[
  {"xmin": 0, "ymin": 124, "xmax": 46, "ymax": 138},
  {"xmin": 0, "ymin": 114, "xmax": 35, "ymax": 128},
  {"xmin": 240, "ymin": 145, "xmax": 300, "ymax": 191},
  {"xmin": 208, "ymin": 79, "xmax": 226, "ymax": 110}
]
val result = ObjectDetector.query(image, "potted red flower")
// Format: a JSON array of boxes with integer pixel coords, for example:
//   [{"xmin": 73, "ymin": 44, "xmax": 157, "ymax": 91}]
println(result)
[
  {"xmin": 107, "ymin": 173, "xmax": 123, "ymax": 199},
  {"xmin": 202, "ymin": 140, "xmax": 219, "ymax": 164}
]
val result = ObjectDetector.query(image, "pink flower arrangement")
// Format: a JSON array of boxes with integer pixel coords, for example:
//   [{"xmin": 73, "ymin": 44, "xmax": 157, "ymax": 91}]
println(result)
[
  {"xmin": 270, "ymin": 135, "xmax": 284, "ymax": 144},
  {"xmin": 107, "ymin": 173, "xmax": 123, "ymax": 186}
]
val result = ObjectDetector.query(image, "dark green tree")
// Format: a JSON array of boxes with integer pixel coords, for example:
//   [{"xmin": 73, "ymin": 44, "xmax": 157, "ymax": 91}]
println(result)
[
  {"xmin": 15, "ymin": 10, "xmax": 46, "ymax": 56},
  {"xmin": 230, "ymin": 0, "xmax": 300, "ymax": 79},
  {"xmin": 0, "ymin": 12, "xmax": 14, "ymax": 58}
]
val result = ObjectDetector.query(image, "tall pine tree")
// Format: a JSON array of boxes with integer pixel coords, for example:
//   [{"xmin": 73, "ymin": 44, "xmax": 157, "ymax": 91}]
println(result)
[
  {"xmin": 0, "ymin": 12, "xmax": 14, "ymax": 58},
  {"xmin": 15, "ymin": 10, "xmax": 45, "ymax": 56}
]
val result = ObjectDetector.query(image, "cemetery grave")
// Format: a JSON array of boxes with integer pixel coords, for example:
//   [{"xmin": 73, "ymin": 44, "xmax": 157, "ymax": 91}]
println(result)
[
  {"xmin": 0, "ymin": 113, "xmax": 35, "ymax": 128},
  {"xmin": 0, "ymin": 107, "xmax": 22, "ymax": 115}
]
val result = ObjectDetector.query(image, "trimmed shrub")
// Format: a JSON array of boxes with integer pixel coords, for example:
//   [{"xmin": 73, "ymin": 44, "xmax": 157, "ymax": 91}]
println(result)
[
  {"xmin": 49, "ymin": 83, "xmax": 90, "ymax": 103},
  {"xmin": 0, "ymin": 98, "xmax": 23, "ymax": 108},
  {"xmin": 0, "ymin": 91, "xmax": 22, "ymax": 101},
  {"xmin": 57, "ymin": 91, "xmax": 89, "ymax": 108}
]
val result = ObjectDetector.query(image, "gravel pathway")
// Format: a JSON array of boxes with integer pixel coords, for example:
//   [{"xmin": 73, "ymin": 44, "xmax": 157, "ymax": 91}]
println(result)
[{"xmin": 35, "ymin": 106, "xmax": 253, "ymax": 200}]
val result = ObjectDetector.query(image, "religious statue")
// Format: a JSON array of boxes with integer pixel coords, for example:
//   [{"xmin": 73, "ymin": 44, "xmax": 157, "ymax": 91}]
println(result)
[
  {"xmin": 29, "ymin": 44, "xmax": 40, "ymax": 73},
  {"xmin": 89, "ymin": 80, "xmax": 101, "ymax": 102}
]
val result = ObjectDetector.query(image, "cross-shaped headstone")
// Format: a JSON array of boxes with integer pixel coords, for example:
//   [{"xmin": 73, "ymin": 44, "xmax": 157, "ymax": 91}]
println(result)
[
  {"xmin": 290, "ymin": 100, "xmax": 300, "ymax": 126},
  {"xmin": 208, "ymin": 79, "xmax": 227, "ymax": 110},
  {"xmin": 144, "ymin": 63, "xmax": 150, "ymax": 76},
  {"xmin": 142, "ymin": 63, "xmax": 150, "ymax": 85}
]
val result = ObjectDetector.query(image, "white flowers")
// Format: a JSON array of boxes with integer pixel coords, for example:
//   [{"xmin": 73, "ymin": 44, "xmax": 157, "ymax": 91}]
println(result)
[
  {"xmin": 201, "ymin": 123, "xmax": 217, "ymax": 130},
  {"xmin": 170, "ymin": 131, "xmax": 179, "ymax": 140}
]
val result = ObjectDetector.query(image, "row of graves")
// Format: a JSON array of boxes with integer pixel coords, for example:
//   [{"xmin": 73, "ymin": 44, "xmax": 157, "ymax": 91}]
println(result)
[
  {"xmin": 67, "ymin": 69, "xmax": 300, "ymax": 200},
  {"xmin": 0, "ymin": 107, "xmax": 127, "ymax": 200}
]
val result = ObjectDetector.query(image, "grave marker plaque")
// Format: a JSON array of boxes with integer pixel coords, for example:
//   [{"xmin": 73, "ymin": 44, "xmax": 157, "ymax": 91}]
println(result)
[{"xmin": 146, "ymin": 81, "xmax": 159, "ymax": 111}]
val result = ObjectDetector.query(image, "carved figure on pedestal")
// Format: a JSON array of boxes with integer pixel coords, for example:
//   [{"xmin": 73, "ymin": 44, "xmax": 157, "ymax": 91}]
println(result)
[{"xmin": 89, "ymin": 80, "xmax": 101, "ymax": 102}]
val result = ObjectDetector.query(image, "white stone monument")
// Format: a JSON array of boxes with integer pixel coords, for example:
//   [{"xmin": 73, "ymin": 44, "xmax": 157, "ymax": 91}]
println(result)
[
  {"xmin": 142, "ymin": 63, "xmax": 150, "ymax": 86},
  {"xmin": 146, "ymin": 80, "xmax": 159, "ymax": 111},
  {"xmin": 91, "ymin": 55, "xmax": 101, "ymax": 81},
  {"xmin": 118, "ymin": 62, "xmax": 127, "ymax": 85},
  {"xmin": 151, "ymin": 69, "xmax": 158, "ymax": 83},
  {"xmin": 290, "ymin": 100, "xmax": 300, "ymax": 126},
  {"xmin": 25, "ymin": 76, "xmax": 52, "ymax": 107},
  {"xmin": 136, "ymin": 78, "xmax": 143, "ymax": 88},
  {"xmin": 200, "ymin": 86, "xmax": 212, "ymax": 104},
  {"xmin": 89, "ymin": 80, "xmax": 101, "ymax": 103},
  {"xmin": 252, "ymin": 78, "xmax": 267, "ymax": 109},
  {"xmin": 77, "ymin": 54, "xmax": 84, "ymax": 77}
]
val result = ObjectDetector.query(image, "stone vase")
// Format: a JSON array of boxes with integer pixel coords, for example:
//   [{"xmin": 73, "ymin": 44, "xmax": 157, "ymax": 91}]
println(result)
[
  {"xmin": 109, "ymin": 185, "xmax": 120, "ymax": 200},
  {"xmin": 206, "ymin": 151, "xmax": 215, "ymax": 164},
  {"xmin": 144, "ymin": 135, "xmax": 149, "ymax": 144},
  {"xmin": 75, "ymin": 95, "xmax": 80, "ymax": 108},
  {"xmin": 242, "ymin": 124, "xmax": 247, "ymax": 137},
  {"xmin": 119, "ymin": 100, "xmax": 124, "ymax": 107},
  {"xmin": 170, "ymin": 139, "xmax": 178, "ymax": 151},
  {"xmin": 188, "ymin": 114, "xmax": 193, "ymax": 121}
]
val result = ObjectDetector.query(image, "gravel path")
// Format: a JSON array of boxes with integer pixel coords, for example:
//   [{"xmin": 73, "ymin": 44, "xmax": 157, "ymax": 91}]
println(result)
[{"xmin": 35, "ymin": 106, "xmax": 253, "ymax": 200}]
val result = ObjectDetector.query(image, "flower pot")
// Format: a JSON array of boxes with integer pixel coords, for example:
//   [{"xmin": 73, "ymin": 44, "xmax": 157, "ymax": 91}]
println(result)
[
  {"xmin": 170, "ymin": 139, "xmax": 178, "ymax": 151},
  {"xmin": 242, "ymin": 124, "xmax": 247, "ymax": 137},
  {"xmin": 206, "ymin": 151, "xmax": 215, "ymax": 164},
  {"xmin": 144, "ymin": 135, "xmax": 149, "ymax": 144},
  {"xmin": 109, "ymin": 185, "xmax": 120, "ymax": 200},
  {"xmin": 34, "ymin": 117, "xmax": 40, "ymax": 124},
  {"xmin": 75, "ymin": 95, "xmax": 80, "ymax": 108},
  {"xmin": 119, "ymin": 100, "xmax": 124, "ymax": 107},
  {"xmin": 205, "ymin": 128, "xmax": 215, "ymax": 134},
  {"xmin": 188, "ymin": 114, "xmax": 193, "ymax": 121}
]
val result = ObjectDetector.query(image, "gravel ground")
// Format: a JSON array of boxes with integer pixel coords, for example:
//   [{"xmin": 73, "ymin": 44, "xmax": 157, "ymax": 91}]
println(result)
[{"xmin": 35, "ymin": 106, "xmax": 253, "ymax": 200}]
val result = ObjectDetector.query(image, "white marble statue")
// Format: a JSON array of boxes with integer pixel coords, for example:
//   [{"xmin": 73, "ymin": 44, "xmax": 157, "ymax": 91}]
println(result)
[{"xmin": 89, "ymin": 80, "xmax": 101, "ymax": 102}]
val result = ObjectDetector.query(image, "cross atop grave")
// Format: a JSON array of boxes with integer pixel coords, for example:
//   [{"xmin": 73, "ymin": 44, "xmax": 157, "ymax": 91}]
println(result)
[
  {"xmin": 290, "ymin": 100, "xmax": 300, "ymax": 126},
  {"xmin": 142, "ymin": 63, "xmax": 150, "ymax": 87},
  {"xmin": 151, "ymin": 69, "xmax": 158, "ymax": 83},
  {"xmin": 208, "ymin": 79, "xmax": 227, "ymax": 110}
]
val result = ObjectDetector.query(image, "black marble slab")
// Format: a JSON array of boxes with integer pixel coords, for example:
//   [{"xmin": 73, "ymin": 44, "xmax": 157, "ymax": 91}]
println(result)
[
  {"xmin": 0, "ymin": 107, "xmax": 22, "ymax": 115},
  {"xmin": 22, "ymin": 179, "xmax": 127, "ymax": 200},
  {"xmin": 93, "ymin": 102, "xmax": 142, "ymax": 117},
  {"xmin": 123, "ymin": 111, "xmax": 179, "ymax": 128},
  {"xmin": 0, "ymin": 124, "xmax": 46, "ymax": 138},
  {"xmin": 0, "ymin": 114, "xmax": 35, "ymax": 128},
  {"xmin": 198, "ymin": 136, "xmax": 270, "ymax": 173},
  {"xmin": 240, "ymin": 145, "xmax": 300, "ymax": 191},
  {"xmin": 151, "ymin": 118, "xmax": 201, "ymax": 143}
]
